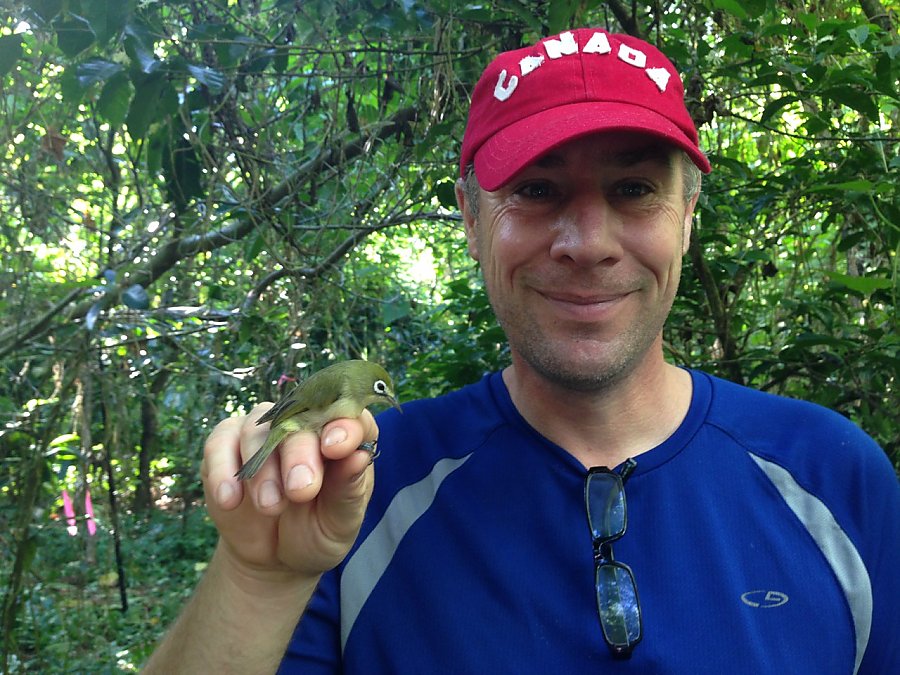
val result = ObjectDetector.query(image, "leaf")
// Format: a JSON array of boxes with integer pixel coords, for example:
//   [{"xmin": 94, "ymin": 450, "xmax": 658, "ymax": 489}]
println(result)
[
  {"xmin": 760, "ymin": 95, "xmax": 799, "ymax": 125},
  {"xmin": 161, "ymin": 125, "xmax": 204, "ymax": 208},
  {"xmin": 98, "ymin": 71, "xmax": 133, "ymax": 126},
  {"xmin": 54, "ymin": 13, "xmax": 96, "ymax": 57},
  {"xmin": 0, "ymin": 34, "xmax": 24, "ymax": 78},
  {"xmin": 382, "ymin": 298, "xmax": 411, "ymax": 324},
  {"xmin": 122, "ymin": 283, "xmax": 150, "ymax": 310},
  {"xmin": 822, "ymin": 86, "xmax": 879, "ymax": 120},
  {"xmin": 241, "ymin": 48, "xmax": 276, "ymax": 75},
  {"xmin": 26, "ymin": 0, "xmax": 63, "ymax": 23},
  {"xmin": 827, "ymin": 272, "xmax": 892, "ymax": 295},
  {"xmin": 807, "ymin": 179, "xmax": 874, "ymax": 193},
  {"xmin": 457, "ymin": 6, "xmax": 494, "ymax": 22},
  {"xmin": 187, "ymin": 64, "xmax": 227, "ymax": 95},
  {"xmin": 244, "ymin": 231, "xmax": 266, "ymax": 262},
  {"xmin": 126, "ymin": 73, "xmax": 172, "ymax": 138},
  {"xmin": 547, "ymin": 0, "xmax": 581, "ymax": 34},
  {"xmin": 124, "ymin": 21, "xmax": 160, "ymax": 74},
  {"xmin": 711, "ymin": 0, "xmax": 749, "ymax": 20},
  {"xmin": 80, "ymin": 0, "xmax": 134, "ymax": 45},
  {"xmin": 85, "ymin": 302, "xmax": 101, "ymax": 331},
  {"xmin": 75, "ymin": 58, "xmax": 123, "ymax": 88},
  {"xmin": 846, "ymin": 25, "xmax": 868, "ymax": 47},
  {"xmin": 435, "ymin": 181, "xmax": 457, "ymax": 210}
]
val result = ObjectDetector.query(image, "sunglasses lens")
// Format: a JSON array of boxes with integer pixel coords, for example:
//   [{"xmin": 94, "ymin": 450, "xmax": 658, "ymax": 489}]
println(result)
[
  {"xmin": 595, "ymin": 562, "xmax": 641, "ymax": 652},
  {"xmin": 586, "ymin": 472, "xmax": 625, "ymax": 541}
]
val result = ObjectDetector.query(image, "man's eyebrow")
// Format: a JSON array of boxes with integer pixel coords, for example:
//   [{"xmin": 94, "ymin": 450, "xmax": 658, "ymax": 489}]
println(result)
[
  {"xmin": 533, "ymin": 145, "xmax": 676, "ymax": 169},
  {"xmin": 612, "ymin": 146, "xmax": 676, "ymax": 167},
  {"xmin": 534, "ymin": 152, "xmax": 566, "ymax": 168}
]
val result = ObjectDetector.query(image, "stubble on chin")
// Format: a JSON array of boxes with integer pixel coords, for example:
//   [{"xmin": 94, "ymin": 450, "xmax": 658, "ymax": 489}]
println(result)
[{"xmin": 495, "ymin": 300, "xmax": 670, "ymax": 394}]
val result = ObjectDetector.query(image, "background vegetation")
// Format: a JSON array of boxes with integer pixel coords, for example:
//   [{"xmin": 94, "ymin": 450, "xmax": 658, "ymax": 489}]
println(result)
[{"xmin": 0, "ymin": 0, "xmax": 896, "ymax": 670}]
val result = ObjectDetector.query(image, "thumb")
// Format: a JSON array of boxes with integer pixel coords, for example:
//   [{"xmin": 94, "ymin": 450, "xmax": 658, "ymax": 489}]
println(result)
[
  {"xmin": 278, "ymin": 450, "xmax": 374, "ymax": 574},
  {"xmin": 318, "ymin": 450, "xmax": 375, "ymax": 538}
]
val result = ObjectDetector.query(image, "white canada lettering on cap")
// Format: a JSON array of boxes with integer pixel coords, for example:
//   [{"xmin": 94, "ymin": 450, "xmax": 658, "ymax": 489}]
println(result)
[
  {"xmin": 583, "ymin": 31, "xmax": 612, "ymax": 55},
  {"xmin": 494, "ymin": 69, "xmax": 518, "ymax": 101},
  {"xmin": 491, "ymin": 30, "xmax": 672, "ymax": 102},
  {"xmin": 542, "ymin": 30, "xmax": 578, "ymax": 59},
  {"xmin": 519, "ymin": 54, "xmax": 544, "ymax": 76},
  {"xmin": 617, "ymin": 44, "xmax": 647, "ymax": 68},
  {"xmin": 646, "ymin": 67, "xmax": 671, "ymax": 92}
]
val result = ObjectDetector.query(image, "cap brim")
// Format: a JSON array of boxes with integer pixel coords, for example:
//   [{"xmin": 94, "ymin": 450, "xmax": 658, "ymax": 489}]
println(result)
[{"xmin": 473, "ymin": 102, "xmax": 711, "ymax": 191}]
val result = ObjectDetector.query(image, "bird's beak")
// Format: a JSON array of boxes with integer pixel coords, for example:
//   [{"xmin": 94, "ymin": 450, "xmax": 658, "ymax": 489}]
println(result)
[{"xmin": 388, "ymin": 395, "xmax": 402, "ymax": 413}]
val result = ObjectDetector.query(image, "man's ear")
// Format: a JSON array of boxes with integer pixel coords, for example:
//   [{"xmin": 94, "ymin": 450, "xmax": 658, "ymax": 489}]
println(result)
[
  {"xmin": 456, "ymin": 179, "xmax": 480, "ymax": 261},
  {"xmin": 682, "ymin": 192, "xmax": 699, "ymax": 256}
]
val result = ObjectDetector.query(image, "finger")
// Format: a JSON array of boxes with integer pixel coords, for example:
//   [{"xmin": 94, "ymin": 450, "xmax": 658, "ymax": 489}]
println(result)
[
  {"xmin": 310, "ymin": 413, "xmax": 379, "ymax": 537},
  {"xmin": 279, "ymin": 449, "xmax": 375, "ymax": 560},
  {"xmin": 314, "ymin": 451, "xmax": 375, "ymax": 541},
  {"xmin": 319, "ymin": 411, "xmax": 379, "ymax": 461},
  {"xmin": 239, "ymin": 404, "xmax": 292, "ymax": 515},
  {"xmin": 276, "ymin": 429, "xmax": 326, "ymax": 502},
  {"xmin": 277, "ymin": 413, "xmax": 376, "ymax": 502},
  {"xmin": 202, "ymin": 416, "xmax": 247, "ymax": 512}
]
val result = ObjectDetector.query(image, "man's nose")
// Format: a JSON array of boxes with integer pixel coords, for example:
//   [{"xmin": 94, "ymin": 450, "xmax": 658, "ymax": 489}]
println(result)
[{"xmin": 549, "ymin": 194, "xmax": 622, "ymax": 267}]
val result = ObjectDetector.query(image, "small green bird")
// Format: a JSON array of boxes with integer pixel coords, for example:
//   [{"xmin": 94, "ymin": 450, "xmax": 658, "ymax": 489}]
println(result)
[{"xmin": 235, "ymin": 360, "xmax": 401, "ymax": 481}]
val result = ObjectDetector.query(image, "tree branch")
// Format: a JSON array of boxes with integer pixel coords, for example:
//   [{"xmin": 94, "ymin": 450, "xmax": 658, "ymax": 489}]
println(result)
[
  {"xmin": 687, "ymin": 233, "xmax": 744, "ymax": 384},
  {"xmin": 858, "ymin": 0, "xmax": 895, "ymax": 33},
  {"xmin": 0, "ymin": 106, "xmax": 423, "ymax": 360}
]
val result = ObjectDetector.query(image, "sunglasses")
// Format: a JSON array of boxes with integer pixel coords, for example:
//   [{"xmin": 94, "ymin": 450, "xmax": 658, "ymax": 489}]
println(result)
[{"xmin": 585, "ymin": 459, "xmax": 642, "ymax": 658}]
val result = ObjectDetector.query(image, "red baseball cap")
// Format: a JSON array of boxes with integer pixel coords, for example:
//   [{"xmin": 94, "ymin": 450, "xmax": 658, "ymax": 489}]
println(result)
[{"xmin": 459, "ymin": 28, "xmax": 711, "ymax": 191}]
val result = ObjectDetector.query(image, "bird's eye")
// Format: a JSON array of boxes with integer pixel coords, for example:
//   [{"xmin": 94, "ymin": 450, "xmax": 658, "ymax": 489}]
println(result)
[{"xmin": 373, "ymin": 379, "xmax": 388, "ymax": 394}]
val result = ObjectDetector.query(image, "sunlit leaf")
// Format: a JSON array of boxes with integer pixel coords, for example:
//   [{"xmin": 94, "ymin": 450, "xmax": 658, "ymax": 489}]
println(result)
[
  {"xmin": 827, "ymin": 272, "xmax": 892, "ymax": 295},
  {"xmin": 847, "ymin": 25, "xmax": 869, "ymax": 47}
]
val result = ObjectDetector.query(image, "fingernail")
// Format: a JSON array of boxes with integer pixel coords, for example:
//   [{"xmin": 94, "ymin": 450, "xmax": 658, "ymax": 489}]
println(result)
[
  {"xmin": 323, "ymin": 427, "xmax": 347, "ymax": 447},
  {"xmin": 216, "ymin": 480, "xmax": 235, "ymax": 506},
  {"xmin": 258, "ymin": 480, "xmax": 282, "ymax": 508},
  {"xmin": 287, "ymin": 464, "xmax": 314, "ymax": 491}
]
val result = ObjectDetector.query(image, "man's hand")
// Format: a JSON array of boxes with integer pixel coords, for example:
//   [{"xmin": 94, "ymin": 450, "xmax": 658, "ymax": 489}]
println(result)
[
  {"xmin": 203, "ymin": 403, "xmax": 377, "ymax": 582},
  {"xmin": 144, "ymin": 406, "xmax": 377, "ymax": 674}
]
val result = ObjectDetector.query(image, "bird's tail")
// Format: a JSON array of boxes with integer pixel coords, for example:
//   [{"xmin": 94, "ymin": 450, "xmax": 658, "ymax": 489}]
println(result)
[{"xmin": 234, "ymin": 428, "xmax": 286, "ymax": 481}]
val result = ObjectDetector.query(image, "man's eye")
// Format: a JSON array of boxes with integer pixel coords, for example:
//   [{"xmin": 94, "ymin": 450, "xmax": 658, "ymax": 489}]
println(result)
[
  {"xmin": 517, "ymin": 182, "xmax": 556, "ymax": 200},
  {"xmin": 615, "ymin": 182, "xmax": 653, "ymax": 198}
]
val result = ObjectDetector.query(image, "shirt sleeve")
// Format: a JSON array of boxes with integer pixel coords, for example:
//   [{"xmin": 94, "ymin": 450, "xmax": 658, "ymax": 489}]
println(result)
[{"xmin": 857, "ymin": 443, "xmax": 900, "ymax": 674}]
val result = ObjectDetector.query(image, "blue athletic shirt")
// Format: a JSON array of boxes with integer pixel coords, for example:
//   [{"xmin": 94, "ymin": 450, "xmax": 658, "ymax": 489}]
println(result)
[{"xmin": 281, "ymin": 369, "xmax": 900, "ymax": 674}]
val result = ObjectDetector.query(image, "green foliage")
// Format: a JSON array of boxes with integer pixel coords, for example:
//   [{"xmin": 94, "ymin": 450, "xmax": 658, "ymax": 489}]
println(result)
[
  {"xmin": 5, "ymin": 509, "xmax": 216, "ymax": 672},
  {"xmin": 0, "ymin": 0, "xmax": 897, "ymax": 669}
]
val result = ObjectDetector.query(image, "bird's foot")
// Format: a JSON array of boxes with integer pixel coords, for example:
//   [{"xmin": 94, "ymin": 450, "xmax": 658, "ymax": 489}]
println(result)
[{"xmin": 358, "ymin": 440, "xmax": 379, "ymax": 463}]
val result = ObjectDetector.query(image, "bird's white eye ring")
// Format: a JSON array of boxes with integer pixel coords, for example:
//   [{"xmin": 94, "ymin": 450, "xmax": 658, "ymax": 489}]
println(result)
[{"xmin": 373, "ymin": 379, "xmax": 388, "ymax": 394}]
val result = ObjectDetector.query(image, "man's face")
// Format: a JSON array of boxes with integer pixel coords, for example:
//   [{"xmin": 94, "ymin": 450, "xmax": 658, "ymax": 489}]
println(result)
[{"xmin": 461, "ymin": 132, "xmax": 698, "ymax": 392}]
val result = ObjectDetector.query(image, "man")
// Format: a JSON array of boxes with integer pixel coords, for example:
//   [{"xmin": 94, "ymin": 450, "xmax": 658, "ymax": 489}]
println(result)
[{"xmin": 146, "ymin": 28, "xmax": 899, "ymax": 674}]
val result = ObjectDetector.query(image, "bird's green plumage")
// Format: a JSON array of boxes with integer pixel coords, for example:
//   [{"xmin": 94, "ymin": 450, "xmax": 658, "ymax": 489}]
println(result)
[{"xmin": 235, "ymin": 360, "xmax": 399, "ymax": 481}]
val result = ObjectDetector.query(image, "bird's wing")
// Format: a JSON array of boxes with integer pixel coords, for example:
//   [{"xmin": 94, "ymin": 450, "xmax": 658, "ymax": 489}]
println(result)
[
  {"xmin": 255, "ymin": 368, "xmax": 344, "ymax": 426},
  {"xmin": 255, "ymin": 392, "xmax": 305, "ymax": 425}
]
